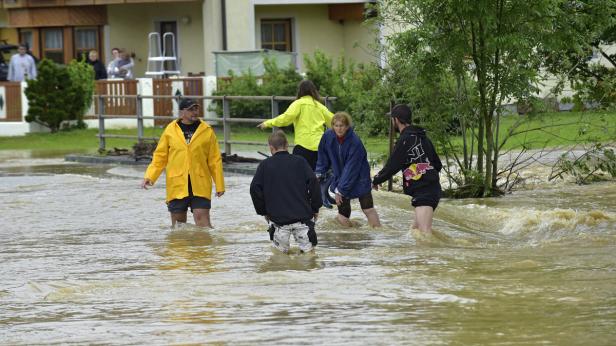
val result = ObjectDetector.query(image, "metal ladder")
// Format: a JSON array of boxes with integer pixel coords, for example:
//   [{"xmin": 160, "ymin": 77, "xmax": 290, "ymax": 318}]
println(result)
[{"xmin": 145, "ymin": 32, "xmax": 180, "ymax": 77}]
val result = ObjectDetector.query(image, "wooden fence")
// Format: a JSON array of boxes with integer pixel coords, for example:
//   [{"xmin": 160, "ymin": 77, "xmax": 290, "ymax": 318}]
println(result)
[
  {"xmin": 152, "ymin": 78, "xmax": 204, "ymax": 126},
  {"xmin": 0, "ymin": 82, "xmax": 23, "ymax": 122},
  {"xmin": 93, "ymin": 80, "xmax": 138, "ymax": 117},
  {"xmin": 89, "ymin": 78, "xmax": 204, "ymax": 124},
  {"xmin": 96, "ymin": 94, "xmax": 335, "ymax": 156}
]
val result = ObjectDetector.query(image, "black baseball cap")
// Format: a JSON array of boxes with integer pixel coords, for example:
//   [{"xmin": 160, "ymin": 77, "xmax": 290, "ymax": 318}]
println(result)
[
  {"xmin": 179, "ymin": 98, "xmax": 199, "ymax": 110},
  {"xmin": 387, "ymin": 104, "xmax": 412, "ymax": 124}
]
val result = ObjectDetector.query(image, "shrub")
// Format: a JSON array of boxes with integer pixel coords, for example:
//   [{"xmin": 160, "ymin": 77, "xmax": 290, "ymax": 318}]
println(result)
[
  {"xmin": 210, "ymin": 58, "xmax": 302, "ymax": 122},
  {"xmin": 304, "ymin": 50, "xmax": 390, "ymax": 135},
  {"xmin": 25, "ymin": 59, "xmax": 94, "ymax": 132},
  {"xmin": 210, "ymin": 50, "xmax": 391, "ymax": 134}
]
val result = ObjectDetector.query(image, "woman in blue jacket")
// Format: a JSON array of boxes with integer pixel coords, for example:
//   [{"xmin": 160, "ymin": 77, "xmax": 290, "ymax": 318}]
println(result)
[{"xmin": 316, "ymin": 112, "xmax": 381, "ymax": 227}]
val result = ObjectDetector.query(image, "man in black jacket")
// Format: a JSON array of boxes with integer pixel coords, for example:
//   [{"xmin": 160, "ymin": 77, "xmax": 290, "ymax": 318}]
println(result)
[
  {"xmin": 250, "ymin": 130, "xmax": 322, "ymax": 253},
  {"xmin": 372, "ymin": 104, "xmax": 442, "ymax": 233}
]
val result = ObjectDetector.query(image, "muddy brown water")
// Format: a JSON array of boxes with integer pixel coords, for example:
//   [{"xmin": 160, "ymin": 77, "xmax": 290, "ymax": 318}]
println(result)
[{"xmin": 0, "ymin": 150, "xmax": 615, "ymax": 345}]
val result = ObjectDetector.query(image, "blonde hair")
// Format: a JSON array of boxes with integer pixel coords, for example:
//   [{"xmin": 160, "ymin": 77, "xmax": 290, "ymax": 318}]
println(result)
[
  {"xmin": 331, "ymin": 112, "xmax": 352, "ymax": 127},
  {"xmin": 268, "ymin": 130, "xmax": 288, "ymax": 150}
]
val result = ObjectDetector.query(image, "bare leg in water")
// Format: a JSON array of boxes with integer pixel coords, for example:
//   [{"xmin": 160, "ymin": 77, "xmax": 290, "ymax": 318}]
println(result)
[
  {"xmin": 171, "ymin": 209, "xmax": 212, "ymax": 228},
  {"xmin": 362, "ymin": 208, "xmax": 381, "ymax": 227},
  {"xmin": 192, "ymin": 208, "xmax": 212, "ymax": 228},
  {"xmin": 413, "ymin": 206, "xmax": 434, "ymax": 233}
]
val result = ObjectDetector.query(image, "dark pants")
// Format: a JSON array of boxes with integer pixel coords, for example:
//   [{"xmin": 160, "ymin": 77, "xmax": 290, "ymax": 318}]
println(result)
[
  {"xmin": 338, "ymin": 192, "xmax": 375, "ymax": 218},
  {"xmin": 292, "ymin": 145, "xmax": 318, "ymax": 171}
]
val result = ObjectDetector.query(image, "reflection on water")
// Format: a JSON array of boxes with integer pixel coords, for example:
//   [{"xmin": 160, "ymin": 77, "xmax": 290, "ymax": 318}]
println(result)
[
  {"xmin": 0, "ymin": 153, "xmax": 615, "ymax": 345},
  {"xmin": 158, "ymin": 226, "xmax": 220, "ymax": 272},
  {"xmin": 258, "ymin": 250, "xmax": 322, "ymax": 273}
]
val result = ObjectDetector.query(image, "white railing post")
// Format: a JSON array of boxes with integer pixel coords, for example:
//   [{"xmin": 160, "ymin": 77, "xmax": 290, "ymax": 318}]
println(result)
[
  {"xmin": 98, "ymin": 95, "xmax": 106, "ymax": 151},
  {"xmin": 222, "ymin": 96, "xmax": 231, "ymax": 155},
  {"xmin": 136, "ymin": 94, "xmax": 144, "ymax": 142}
]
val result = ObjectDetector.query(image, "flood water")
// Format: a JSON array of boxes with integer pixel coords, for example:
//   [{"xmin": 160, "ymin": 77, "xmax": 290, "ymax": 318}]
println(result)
[{"xmin": 1, "ymin": 151, "xmax": 615, "ymax": 345}]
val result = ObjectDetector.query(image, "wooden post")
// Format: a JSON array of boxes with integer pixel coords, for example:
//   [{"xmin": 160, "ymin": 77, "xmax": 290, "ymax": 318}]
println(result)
[
  {"xmin": 98, "ymin": 95, "xmax": 106, "ymax": 152},
  {"xmin": 136, "ymin": 95, "xmax": 144, "ymax": 143},
  {"xmin": 222, "ymin": 96, "xmax": 231, "ymax": 155},
  {"xmin": 324, "ymin": 96, "xmax": 333, "ymax": 111}
]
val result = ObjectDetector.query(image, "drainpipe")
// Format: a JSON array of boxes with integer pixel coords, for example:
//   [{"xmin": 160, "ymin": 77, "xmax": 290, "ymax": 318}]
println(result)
[{"xmin": 221, "ymin": 0, "xmax": 228, "ymax": 50}]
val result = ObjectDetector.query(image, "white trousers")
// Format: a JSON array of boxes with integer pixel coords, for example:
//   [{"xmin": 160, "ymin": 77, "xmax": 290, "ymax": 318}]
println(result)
[{"xmin": 272, "ymin": 221, "xmax": 313, "ymax": 253}]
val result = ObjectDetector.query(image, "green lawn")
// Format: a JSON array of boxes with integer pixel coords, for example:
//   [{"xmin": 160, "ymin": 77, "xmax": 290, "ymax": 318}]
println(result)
[
  {"xmin": 0, "ymin": 111, "xmax": 613, "ymax": 155},
  {"xmin": 491, "ymin": 110, "xmax": 615, "ymax": 150}
]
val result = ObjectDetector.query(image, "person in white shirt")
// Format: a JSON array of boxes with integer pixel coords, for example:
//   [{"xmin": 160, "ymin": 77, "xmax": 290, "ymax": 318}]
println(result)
[
  {"xmin": 106, "ymin": 47, "xmax": 120, "ymax": 78},
  {"xmin": 8, "ymin": 44, "xmax": 37, "ymax": 82}
]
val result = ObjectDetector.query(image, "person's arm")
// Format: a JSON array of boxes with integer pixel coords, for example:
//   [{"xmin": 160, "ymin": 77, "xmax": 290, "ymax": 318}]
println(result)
[
  {"xmin": 207, "ymin": 130, "xmax": 225, "ymax": 196},
  {"xmin": 337, "ymin": 142, "xmax": 366, "ymax": 196},
  {"xmin": 262, "ymin": 100, "xmax": 300, "ymax": 128},
  {"xmin": 125, "ymin": 57, "xmax": 135, "ymax": 69},
  {"xmin": 7, "ymin": 56, "xmax": 14, "ymax": 81},
  {"xmin": 314, "ymin": 135, "xmax": 331, "ymax": 177},
  {"xmin": 372, "ymin": 137, "xmax": 408, "ymax": 185},
  {"xmin": 144, "ymin": 128, "xmax": 170, "ymax": 184},
  {"xmin": 320, "ymin": 102, "xmax": 334, "ymax": 128},
  {"xmin": 250, "ymin": 163, "xmax": 267, "ymax": 216},
  {"xmin": 107, "ymin": 60, "xmax": 117, "ymax": 77},
  {"xmin": 29, "ymin": 56, "xmax": 37, "ymax": 79},
  {"xmin": 306, "ymin": 162, "xmax": 322, "ymax": 213}
]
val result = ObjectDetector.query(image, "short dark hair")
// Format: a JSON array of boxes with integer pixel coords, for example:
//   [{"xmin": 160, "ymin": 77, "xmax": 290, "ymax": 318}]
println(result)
[{"xmin": 268, "ymin": 130, "xmax": 288, "ymax": 150}]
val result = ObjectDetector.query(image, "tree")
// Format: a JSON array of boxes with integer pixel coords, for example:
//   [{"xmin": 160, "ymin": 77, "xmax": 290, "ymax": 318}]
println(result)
[
  {"xmin": 542, "ymin": 0, "xmax": 616, "ymax": 108},
  {"xmin": 377, "ymin": 0, "xmax": 586, "ymax": 196},
  {"xmin": 25, "ymin": 59, "xmax": 94, "ymax": 132}
]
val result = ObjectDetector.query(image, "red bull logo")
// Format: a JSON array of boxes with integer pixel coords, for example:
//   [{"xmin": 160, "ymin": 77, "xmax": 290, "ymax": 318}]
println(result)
[{"xmin": 403, "ymin": 162, "xmax": 434, "ymax": 182}]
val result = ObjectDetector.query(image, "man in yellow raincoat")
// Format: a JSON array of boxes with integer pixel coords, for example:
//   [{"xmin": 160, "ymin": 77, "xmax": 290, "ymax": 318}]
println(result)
[{"xmin": 141, "ymin": 98, "xmax": 225, "ymax": 228}]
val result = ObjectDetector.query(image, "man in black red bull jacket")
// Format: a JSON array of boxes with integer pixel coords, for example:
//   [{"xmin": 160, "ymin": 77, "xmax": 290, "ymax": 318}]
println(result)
[{"xmin": 372, "ymin": 104, "xmax": 442, "ymax": 233}]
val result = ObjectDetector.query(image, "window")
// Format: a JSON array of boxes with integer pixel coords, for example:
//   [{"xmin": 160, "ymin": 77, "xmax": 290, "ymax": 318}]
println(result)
[
  {"xmin": 261, "ymin": 19, "xmax": 292, "ymax": 52},
  {"xmin": 42, "ymin": 28, "xmax": 63, "ymax": 64},
  {"xmin": 19, "ymin": 30, "xmax": 33, "ymax": 50},
  {"xmin": 74, "ymin": 27, "xmax": 99, "ymax": 60}
]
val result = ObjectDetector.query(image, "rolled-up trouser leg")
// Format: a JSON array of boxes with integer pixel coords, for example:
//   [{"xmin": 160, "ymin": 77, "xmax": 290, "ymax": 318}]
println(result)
[
  {"xmin": 272, "ymin": 226, "xmax": 291, "ymax": 253},
  {"xmin": 292, "ymin": 222, "xmax": 315, "ymax": 253}
]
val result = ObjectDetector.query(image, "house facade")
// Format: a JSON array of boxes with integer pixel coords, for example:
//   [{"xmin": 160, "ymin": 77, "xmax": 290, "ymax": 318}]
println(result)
[
  {"xmin": 0, "ymin": 0, "xmax": 378, "ymax": 135},
  {"xmin": 0, "ymin": 0, "xmax": 378, "ymax": 78}
]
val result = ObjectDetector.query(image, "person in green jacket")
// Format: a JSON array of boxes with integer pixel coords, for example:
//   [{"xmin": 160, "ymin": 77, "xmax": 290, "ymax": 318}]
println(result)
[{"xmin": 257, "ymin": 80, "xmax": 334, "ymax": 170}]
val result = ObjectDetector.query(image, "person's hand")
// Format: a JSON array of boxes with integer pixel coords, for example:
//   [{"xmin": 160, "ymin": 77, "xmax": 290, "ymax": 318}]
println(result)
[
  {"xmin": 265, "ymin": 215, "xmax": 270, "ymax": 223},
  {"xmin": 141, "ymin": 178, "xmax": 153, "ymax": 189},
  {"xmin": 313, "ymin": 213, "xmax": 319, "ymax": 222},
  {"xmin": 335, "ymin": 193, "xmax": 343, "ymax": 206},
  {"xmin": 372, "ymin": 183, "xmax": 379, "ymax": 191},
  {"xmin": 256, "ymin": 122, "xmax": 267, "ymax": 130},
  {"xmin": 216, "ymin": 191, "xmax": 225, "ymax": 197}
]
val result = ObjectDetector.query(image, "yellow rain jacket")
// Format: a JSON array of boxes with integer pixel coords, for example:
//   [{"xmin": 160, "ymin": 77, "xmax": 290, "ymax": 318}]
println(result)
[
  {"xmin": 144, "ymin": 120, "xmax": 225, "ymax": 202},
  {"xmin": 263, "ymin": 96, "xmax": 334, "ymax": 151}
]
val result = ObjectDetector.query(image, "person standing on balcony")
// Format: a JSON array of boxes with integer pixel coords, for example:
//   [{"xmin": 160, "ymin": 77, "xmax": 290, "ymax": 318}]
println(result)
[
  {"xmin": 86, "ymin": 50, "xmax": 107, "ymax": 80},
  {"xmin": 316, "ymin": 112, "xmax": 381, "ymax": 228},
  {"xmin": 141, "ymin": 98, "xmax": 225, "ymax": 228},
  {"xmin": 8, "ymin": 44, "xmax": 37, "ymax": 82},
  {"xmin": 256, "ymin": 80, "xmax": 334, "ymax": 171},
  {"xmin": 114, "ymin": 50, "xmax": 134, "ymax": 79},
  {"xmin": 106, "ymin": 47, "xmax": 120, "ymax": 78}
]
